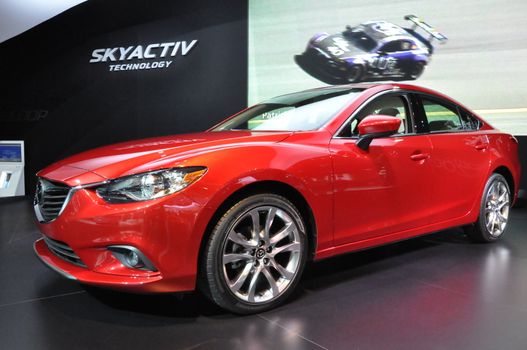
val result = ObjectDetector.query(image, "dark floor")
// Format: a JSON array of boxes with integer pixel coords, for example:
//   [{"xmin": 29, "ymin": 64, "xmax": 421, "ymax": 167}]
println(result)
[{"xmin": 1, "ymin": 198, "xmax": 527, "ymax": 350}]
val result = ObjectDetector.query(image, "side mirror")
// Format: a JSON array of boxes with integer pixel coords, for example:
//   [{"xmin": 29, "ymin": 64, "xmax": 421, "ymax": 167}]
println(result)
[{"xmin": 356, "ymin": 115, "xmax": 401, "ymax": 151}]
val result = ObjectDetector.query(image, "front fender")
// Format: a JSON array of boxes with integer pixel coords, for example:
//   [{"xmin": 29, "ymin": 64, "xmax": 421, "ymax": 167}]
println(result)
[
  {"xmin": 178, "ymin": 135, "xmax": 334, "ymax": 284},
  {"xmin": 412, "ymin": 54, "xmax": 429, "ymax": 63}
]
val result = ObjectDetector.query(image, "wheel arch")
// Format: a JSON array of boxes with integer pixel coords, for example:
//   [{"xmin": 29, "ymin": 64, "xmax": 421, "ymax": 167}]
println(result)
[
  {"xmin": 492, "ymin": 165, "xmax": 515, "ymax": 199},
  {"xmin": 197, "ymin": 180, "xmax": 318, "ymax": 273}
]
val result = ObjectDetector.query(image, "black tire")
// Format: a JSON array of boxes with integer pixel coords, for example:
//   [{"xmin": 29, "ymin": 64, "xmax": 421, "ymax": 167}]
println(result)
[
  {"xmin": 404, "ymin": 61, "xmax": 425, "ymax": 80},
  {"xmin": 465, "ymin": 173, "xmax": 511, "ymax": 243},
  {"xmin": 347, "ymin": 65, "xmax": 364, "ymax": 83},
  {"xmin": 199, "ymin": 193, "xmax": 308, "ymax": 314}
]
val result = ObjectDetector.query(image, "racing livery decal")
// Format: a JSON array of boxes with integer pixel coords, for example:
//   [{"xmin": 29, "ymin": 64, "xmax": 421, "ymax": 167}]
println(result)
[{"xmin": 295, "ymin": 15, "xmax": 447, "ymax": 84}]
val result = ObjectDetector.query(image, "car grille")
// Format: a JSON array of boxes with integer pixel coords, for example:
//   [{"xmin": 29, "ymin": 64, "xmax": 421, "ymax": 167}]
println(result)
[
  {"xmin": 34, "ymin": 178, "xmax": 71, "ymax": 222},
  {"xmin": 43, "ymin": 235, "xmax": 86, "ymax": 267}
]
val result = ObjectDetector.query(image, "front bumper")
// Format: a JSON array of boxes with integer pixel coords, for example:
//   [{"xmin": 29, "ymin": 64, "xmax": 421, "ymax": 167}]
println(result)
[
  {"xmin": 34, "ymin": 238, "xmax": 163, "ymax": 288},
  {"xmin": 33, "ymin": 185, "xmax": 210, "ymax": 293},
  {"xmin": 294, "ymin": 48, "xmax": 350, "ymax": 85}
]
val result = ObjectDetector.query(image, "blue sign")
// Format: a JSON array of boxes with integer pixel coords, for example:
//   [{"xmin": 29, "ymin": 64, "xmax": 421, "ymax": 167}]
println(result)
[{"xmin": 0, "ymin": 144, "xmax": 22, "ymax": 162}]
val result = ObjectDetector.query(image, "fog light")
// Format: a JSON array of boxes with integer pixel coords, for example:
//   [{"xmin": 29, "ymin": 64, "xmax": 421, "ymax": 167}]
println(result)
[
  {"xmin": 125, "ymin": 250, "xmax": 140, "ymax": 267},
  {"xmin": 108, "ymin": 245, "xmax": 157, "ymax": 271}
]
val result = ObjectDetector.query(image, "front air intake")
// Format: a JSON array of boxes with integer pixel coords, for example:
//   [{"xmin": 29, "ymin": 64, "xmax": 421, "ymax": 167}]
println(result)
[
  {"xmin": 42, "ymin": 235, "xmax": 86, "ymax": 267},
  {"xmin": 34, "ymin": 178, "xmax": 71, "ymax": 222}
]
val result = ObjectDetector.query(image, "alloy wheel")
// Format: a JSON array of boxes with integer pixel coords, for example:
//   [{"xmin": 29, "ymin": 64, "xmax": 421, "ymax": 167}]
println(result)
[
  {"xmin": 484, "ymin": 180, "xmax": 510, "ymax": 237},
  {"xmin": 222, "ymin": 206, "xmax": 302, "ymax": 304}
]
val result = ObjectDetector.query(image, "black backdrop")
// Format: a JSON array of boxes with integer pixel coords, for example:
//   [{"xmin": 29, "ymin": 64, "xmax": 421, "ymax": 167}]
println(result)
[
  {"xmin": 0, "ymin": 0, "xmax": 248, "ymax": 190},
  {"xmin": 0, "ymin": 0, "xmax": 525, "ymax": 196}
]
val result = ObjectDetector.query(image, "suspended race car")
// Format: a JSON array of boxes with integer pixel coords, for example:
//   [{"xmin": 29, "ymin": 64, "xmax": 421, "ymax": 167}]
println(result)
[{"xmin": 295, "ymin": 15, "xmax": 447, "ymax": 84}]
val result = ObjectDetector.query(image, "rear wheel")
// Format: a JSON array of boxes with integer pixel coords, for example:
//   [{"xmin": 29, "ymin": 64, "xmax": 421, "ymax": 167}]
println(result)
[
  {"xmin": 200, "ymin": 194, "xmax": 308, "ymax": 314},
  {"xmin": 465, "ymin": 174, "xmax": 511, "ymax": 242},
  {"xmin": 404, "ymin": 62, "xmax": 425, "ymax": 80}
]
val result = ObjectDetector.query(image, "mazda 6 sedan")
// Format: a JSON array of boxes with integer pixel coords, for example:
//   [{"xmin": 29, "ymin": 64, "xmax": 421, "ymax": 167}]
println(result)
[{"xmin": 34, "ymin": 83, "xmax": 520, "ymax": 314}]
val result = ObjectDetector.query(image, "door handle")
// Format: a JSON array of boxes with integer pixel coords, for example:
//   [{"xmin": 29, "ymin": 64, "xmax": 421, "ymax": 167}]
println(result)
[
  {"xmin": 475, "ymin": 143, "xmax": 488, "ymax": 151},
  {"xmin": 410, "ymin": 153, "xmax": 430, "ymax": 161}
]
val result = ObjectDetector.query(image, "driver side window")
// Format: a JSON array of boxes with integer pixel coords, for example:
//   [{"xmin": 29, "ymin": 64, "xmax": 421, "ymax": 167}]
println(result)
[
  {"xmin": 341, "ymin": 95, "xmax": 410, "ymax": 137},
  {"xmin": 380, "ymin": 40, "xmax": 402, "ymax": 53}
]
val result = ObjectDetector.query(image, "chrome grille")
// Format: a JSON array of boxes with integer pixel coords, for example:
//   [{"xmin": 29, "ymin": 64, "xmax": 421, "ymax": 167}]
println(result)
[
  {"xmin": 34, "ymin": 178, "xmax": 71, "ymax": 222},
  {"xmin": 43, "ymin": 235, "xmax": 86, "ymax": 267}
]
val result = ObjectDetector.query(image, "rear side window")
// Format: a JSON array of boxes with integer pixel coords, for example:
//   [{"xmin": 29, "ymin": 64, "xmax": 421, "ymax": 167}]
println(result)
[
  {"xmin": 421, "ymin": 97, "xmax": 463, "ymax": 132},
  {"xmin": 459, "ymin": 109, "xmax": 483, "ymax": 130},
  {"xmin": 380, "ymin": 40, "xmax": 413, "ymax": 53}
]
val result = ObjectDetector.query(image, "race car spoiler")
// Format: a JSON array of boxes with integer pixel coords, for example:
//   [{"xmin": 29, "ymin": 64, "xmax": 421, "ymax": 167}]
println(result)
[{"xmin": 404, "ymin": 15, "xmax": 448, "ymax": 43}]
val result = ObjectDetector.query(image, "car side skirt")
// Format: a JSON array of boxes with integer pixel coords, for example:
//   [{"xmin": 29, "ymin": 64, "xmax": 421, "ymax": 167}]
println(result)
[{"xmin": 315, "ymin": 211, "xmax": 476, "ymax": 260}]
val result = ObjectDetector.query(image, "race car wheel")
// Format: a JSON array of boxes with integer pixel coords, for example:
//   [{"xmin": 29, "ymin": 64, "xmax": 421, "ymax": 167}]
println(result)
[
  {"xmin": 405, "ymin": 62, "xmax": 425, "ymax": 80},
  {"xmin": 465, "ymin": 173, "xmax": 511, "ymax": 243},
  {"xmin": 200, "ymin": 194, "xmax": 308, "ymax": 314},
  {"xmin": 347, "ymin": 65, "xmax": 364, "ymax": 83}
]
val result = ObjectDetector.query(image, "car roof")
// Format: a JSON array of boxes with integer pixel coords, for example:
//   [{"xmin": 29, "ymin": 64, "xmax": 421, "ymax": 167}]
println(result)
[
  {"xmin": 261, "ymin": 84, "xmax": 421, "ymax": 106},
  {"xmin": 342, "ymin": 83, "xmax": 474, "ymax": 115},
  {"xmin": 263, "ymin": 86, "xmax": 365, "ymax": 105},
  {"xmin": 358, "ymin": 21, "xmax": 413, "ymax": 41},
  {"xmin": 282, "ymin": 83, "xmax": 421, "ymax": 94},
  {"xmin": 264, "ymin": 83, "xmax": 463, "ymax": 108},
  {"xmin": 280, "ymin": 83, "xmax": 455, "ymax": 102}
]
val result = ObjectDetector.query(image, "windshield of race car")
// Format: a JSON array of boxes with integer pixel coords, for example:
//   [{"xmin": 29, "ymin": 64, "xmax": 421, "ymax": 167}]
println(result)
[
  {"xmin": 344, "ymin": 28, "xmax": 377, "ymax": 52},
  {"xmin": 213, "ymin": 88, "xmax": 363, "ymax": 131}
]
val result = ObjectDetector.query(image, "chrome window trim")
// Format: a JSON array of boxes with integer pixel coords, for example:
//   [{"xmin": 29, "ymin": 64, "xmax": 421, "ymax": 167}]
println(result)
[
  {"xmin": 415, "ymin": 92, "xmax": 483, "ymax": 134},
  {"xmin": 333, "ymin": 88, "xmax": 483, "ymax": 139}
]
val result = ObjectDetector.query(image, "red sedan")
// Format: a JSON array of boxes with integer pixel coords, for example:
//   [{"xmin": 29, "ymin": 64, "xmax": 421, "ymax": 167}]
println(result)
[{"xmin": 33, "ymin": 83, "xmax": 520, "ymax": 314}]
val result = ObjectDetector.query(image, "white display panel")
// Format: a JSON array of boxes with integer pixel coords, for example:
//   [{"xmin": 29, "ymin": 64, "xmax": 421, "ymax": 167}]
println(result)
[{"xmin": 0, "ymin": 141, "xmax": 25, "ymax": 197}]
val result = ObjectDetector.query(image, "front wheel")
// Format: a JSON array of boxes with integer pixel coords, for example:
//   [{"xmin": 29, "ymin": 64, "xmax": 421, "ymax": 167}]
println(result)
[
  {"xmin": 347, "ymin": 65, "xmax": 364, "ymax": 83},
  {"xmin": 200, "ymin": 194, "xmax": 308, "ymax": 314},
  {"xmin": 465, "ymin": 174, "xmax": 511, "ymax": 242}
]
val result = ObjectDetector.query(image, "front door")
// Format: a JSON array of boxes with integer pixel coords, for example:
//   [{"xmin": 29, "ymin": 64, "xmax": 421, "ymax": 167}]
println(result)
[{"xmin": 330, "ymin": 93, "xmax": 433, "ymax": 246}]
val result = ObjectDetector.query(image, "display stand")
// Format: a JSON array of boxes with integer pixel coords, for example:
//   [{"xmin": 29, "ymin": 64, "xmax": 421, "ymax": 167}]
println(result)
[{"xmin": 0, "ymin": 141, "xmax": 25, "ymax": 197}]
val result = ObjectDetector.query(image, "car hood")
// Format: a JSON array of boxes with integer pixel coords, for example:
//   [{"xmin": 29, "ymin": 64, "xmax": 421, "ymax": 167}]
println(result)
[
  {"xmin": 38, "ymin": 131, "xmax": 292, "ymax": 186},
  {"xmin": 316, "ymin": 33, "xmax": 366, "ymax": 59}
]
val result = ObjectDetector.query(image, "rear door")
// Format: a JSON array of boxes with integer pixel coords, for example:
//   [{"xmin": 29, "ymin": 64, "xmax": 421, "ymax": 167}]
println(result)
[
  {"xmin": 413, "ymin": 94, "xmax": 491, "ymax": 224},
  {"xmin": 329, "ymin": 92, "xmax": 433, "ymax": 246}
]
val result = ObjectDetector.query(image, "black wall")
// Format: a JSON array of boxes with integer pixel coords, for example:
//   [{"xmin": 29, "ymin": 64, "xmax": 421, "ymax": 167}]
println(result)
[
  {"xmin": 0, "ymin": 0, "xmax": 248, "ymax": 190},
  {"xmin": 0, "ymin": 0, "xmax": 525, "ymax": 196}
]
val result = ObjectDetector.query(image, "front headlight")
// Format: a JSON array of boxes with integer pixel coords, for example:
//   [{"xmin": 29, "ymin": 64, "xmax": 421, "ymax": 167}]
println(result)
[{"xmin": 95, "ymin": 167, "xmax": 206, "ymax": 203}]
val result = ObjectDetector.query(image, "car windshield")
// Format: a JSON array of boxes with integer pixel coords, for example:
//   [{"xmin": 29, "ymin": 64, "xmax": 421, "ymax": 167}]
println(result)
[
  {"xmin": 344, "ymin": 28, "xmax": 377, "ymax": 52},
  {"xmin": 212, "ymin": 88, "xmax": 363, "ymax": 132}
]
